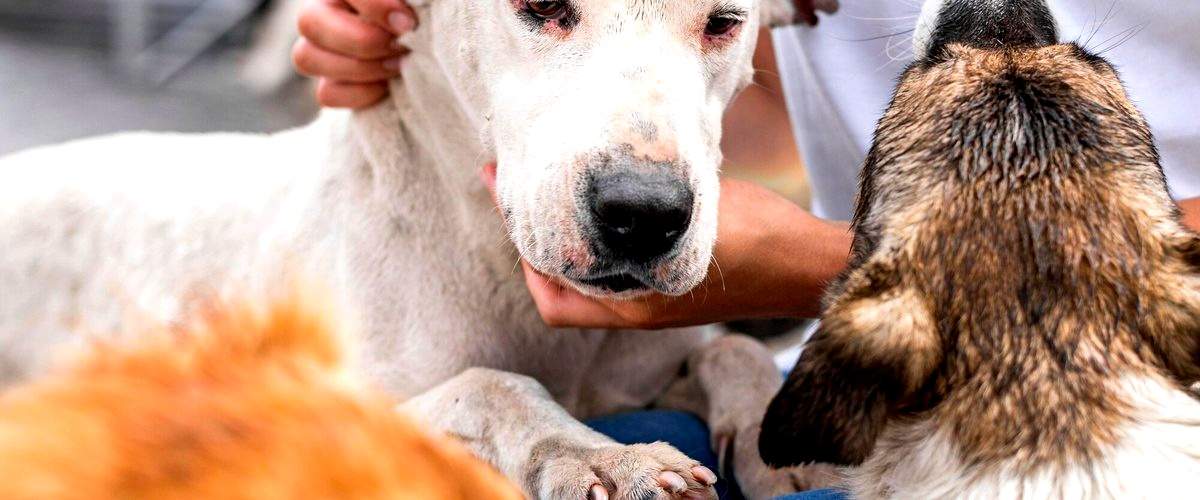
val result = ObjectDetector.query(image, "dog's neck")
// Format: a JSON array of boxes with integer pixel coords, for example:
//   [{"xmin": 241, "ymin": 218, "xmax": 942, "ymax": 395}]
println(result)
[{"xmin": 346, "ymin": 1, "xmax": 498, "ymax": 234}]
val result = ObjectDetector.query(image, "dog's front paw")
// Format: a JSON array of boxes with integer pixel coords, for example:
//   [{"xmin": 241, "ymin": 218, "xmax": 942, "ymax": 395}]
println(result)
[{"xmin": 526, "ymin": 439, "xmax": 718, "ymax": 500}]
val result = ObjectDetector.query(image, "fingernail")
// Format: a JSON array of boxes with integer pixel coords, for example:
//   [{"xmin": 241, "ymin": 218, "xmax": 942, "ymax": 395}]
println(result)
[
  {"xmin": 588, "ymin": 484, "xmax": 609, "ymax": 500},
  {"xmin": 692, "ymin": 466, "xmax": 718, "ymax": 486},
  {"xmin": 382, "ymin": 57, "xmax": 403, "ymax": 72},
  {"xmin": 388, "ymin": 11, "xmax": 415, "ymax": 33}
]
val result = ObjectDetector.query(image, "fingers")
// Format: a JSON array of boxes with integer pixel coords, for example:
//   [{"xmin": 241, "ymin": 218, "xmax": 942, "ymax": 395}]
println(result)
[
  {"xmin": 520, "ymin": 262, "xmax": 621, "ymax": 328},
  {"xmin": 793, "ymin": 0, "xmax": 839, "ymax": 26},
  {"xmin": 315, "ymin": 80, "xmax": 391, "ymax": 108},
  {"xmin": 518, "ymin": 261, "xmax": 679, "ymax": 330},
  {"xmin": 794, "ymin": 0, "xmax": 818, "ymax": 25},
  {"xmin": 342, "ymin": 0, "xmax": 418, "ymax": 34},
  {"xmin": 299, "ymin": 0, "xmax": 403, "ymax": 59},
  {"xmin": 481, "ymin": 163, "xmax": 681, "ymax": 330},
  {"xmin": 483, "ymin": 165, "xmax": 619, "ymax": 328},
  {"xmin": 813, "ymin": 0, "xmax": 839, "ymax": 14},
  {"xmin": 293, "ymin": 38, "xmax": 401, "ymax": 82}
]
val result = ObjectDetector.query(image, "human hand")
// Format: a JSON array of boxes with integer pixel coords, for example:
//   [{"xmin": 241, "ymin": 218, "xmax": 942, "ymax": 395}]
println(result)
[
  {"xmin": 292, "ymin": 0, "xmax": 416, "ymax": 108},
  {"xmin": 795, "ymin": 0, "xmax": 840, "ymax": 26},
  {"xmin": 482, "ymin": 164, "xmax": 851, "ymax": 330},
  {"xmin": 290, "ymin": 0, "xmax": 836, "ymax": 109}
]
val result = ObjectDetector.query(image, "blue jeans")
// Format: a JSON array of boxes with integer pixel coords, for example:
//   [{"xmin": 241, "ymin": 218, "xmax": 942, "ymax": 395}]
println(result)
[{"xmin": 587, "ymin": 410, "xmax": 849, "ymax": 500}]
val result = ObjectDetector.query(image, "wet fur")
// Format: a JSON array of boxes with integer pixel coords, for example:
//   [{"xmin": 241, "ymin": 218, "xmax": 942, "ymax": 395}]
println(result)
[{"xmin": 762, "ymin": 38, "xmax": 1200, "ymax": 500}]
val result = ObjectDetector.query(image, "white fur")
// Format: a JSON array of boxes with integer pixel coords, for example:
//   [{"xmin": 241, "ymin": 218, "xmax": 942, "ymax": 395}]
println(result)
[
  {"xmin": 483, "ymin": 0, "xmax": 762, "ymax": 297},
  {"xmin": 0, "ymin": 0, "xmax": 803, "ymax": 498},
  {"xmin": 0, "ymin": 0, "xmax": 779, "ymax": 413},
  {"xmin": 849, "ymin": 374, "xmax": 1200, "ymax": 500},
  {"xmin": 912, "ymin": 0, "xmax": 949, "ymax": 59}
]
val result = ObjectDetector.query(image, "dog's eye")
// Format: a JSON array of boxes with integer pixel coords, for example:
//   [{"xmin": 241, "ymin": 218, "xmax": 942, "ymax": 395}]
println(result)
[
  {"xmin": 526, "ymin": 0, "xmax": 568, "ymax": 21},
  {"xmin": 704, "ymin": 15, "xmax": 743, "ymax": 37}
]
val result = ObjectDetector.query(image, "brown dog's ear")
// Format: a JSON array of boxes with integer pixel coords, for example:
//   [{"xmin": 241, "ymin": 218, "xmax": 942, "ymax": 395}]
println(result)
[
  {"xmin": 1178, "ymin": 235, "xmax": 1200, "ymax": 377},
  {"xmin": 759, "ymin": 284, "xmax": 940, "ymax": 467},
  {"xmin": 1157, "ymin": 232, "xmax": 1200, "ymax": 383},
  {"xmin": 758, "ymin": 332, "xmax": 892, "ymax": 467}
]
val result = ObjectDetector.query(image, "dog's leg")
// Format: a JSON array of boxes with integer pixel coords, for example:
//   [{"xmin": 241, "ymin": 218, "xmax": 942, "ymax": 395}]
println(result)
[
  {"xmin": 657, "ymin": 335, "xmax": 842, "ymax": 499},
  {"xmin": 403, "ymin": 368, "xmax": 718, "ymax": 500}
]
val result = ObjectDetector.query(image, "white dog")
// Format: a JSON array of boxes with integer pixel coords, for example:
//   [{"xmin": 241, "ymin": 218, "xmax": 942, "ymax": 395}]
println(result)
[{"xmin": 0, "ymin": 0, "xmax": 836, "ymax": 498}]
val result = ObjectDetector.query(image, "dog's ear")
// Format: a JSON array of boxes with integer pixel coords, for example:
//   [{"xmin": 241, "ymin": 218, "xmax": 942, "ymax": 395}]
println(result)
[
  {"xmin": 758, "ymin": 283, "xmax": 940, "ymax": 467},
  {"xmin": 759, "ymin": 333, "xmax": 892, "ymax": 467},
  {"xmin": 1153, "ymin": 231, "xmax": 1200, "ymax": 383}
]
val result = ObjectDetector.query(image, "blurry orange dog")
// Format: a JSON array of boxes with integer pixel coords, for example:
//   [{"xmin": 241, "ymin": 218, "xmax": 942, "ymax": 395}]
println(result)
[{"xmin": 0, "ymin": 288, "xmax": 522, "ymax": 500}]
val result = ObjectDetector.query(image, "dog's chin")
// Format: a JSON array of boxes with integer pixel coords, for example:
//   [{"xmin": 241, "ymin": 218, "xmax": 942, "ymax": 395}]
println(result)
[
  {"xmin": 569, "ymin": 273, "xmax": 657, "ymax": 299},
  {"xmin": 562, "ymin": 265, "xmax": 705, "ymax": 299}
]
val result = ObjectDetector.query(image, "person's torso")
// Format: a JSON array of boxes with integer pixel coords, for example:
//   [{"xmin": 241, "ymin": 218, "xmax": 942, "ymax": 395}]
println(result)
[{"xmin": 774, "ymin": 0, "xmax": 1200, "ymax": 220}]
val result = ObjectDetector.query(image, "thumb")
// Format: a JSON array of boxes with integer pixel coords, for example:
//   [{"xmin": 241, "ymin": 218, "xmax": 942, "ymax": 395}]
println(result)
[
  {"xmin": 520, "ymin": 261, "xmax": 628, "ymax": 329},
  {"xmin": 794, "ymin": 0, "xmax": 838, "ymax": 25}
]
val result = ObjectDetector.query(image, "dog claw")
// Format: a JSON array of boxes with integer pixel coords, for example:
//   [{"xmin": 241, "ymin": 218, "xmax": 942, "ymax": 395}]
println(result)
[
  {"xmin": 658, "ymin": 471, "xmax": 688, "ymax": 493},
  {"xmin": 690, "ymin": 465, "xmax": 717, "ymax": 486},
  {"xmin": 588, "ymin": 484, "xmax": 609, "ymax": 500}
]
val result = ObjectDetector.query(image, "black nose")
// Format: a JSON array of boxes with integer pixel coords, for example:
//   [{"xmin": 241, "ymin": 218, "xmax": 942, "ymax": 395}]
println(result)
[
  {"xmin": 588, "ymin": 171, "xmax": 694, "ymax": 263},
  {"xmin": 926, "ymin": 0, "xmax": 1057, "ymax": 58}
]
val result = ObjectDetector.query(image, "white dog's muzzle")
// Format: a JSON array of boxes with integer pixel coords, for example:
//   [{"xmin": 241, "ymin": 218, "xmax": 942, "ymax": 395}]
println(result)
[{"xmin": 570, "ymin": 150, "xmax": 697, "ymax": 294}]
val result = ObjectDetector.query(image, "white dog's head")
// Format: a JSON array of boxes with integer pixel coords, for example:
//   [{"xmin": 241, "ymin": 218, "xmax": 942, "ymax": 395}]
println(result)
[{"xmin": 427, "ymin": 0, "xmax": 796, "ymax": 297}]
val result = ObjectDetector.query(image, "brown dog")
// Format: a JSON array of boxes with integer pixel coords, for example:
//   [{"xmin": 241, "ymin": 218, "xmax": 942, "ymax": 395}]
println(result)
[
  {"xmin": 0, "ymin": 288, "xmax": 522, "ymax": 500},
  {"xmin": 760, "ymin": 0, "xmax": 1200, "ymax": 498}
]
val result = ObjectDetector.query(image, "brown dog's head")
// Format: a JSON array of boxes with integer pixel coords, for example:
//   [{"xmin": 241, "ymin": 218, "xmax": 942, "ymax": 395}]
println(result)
[{"xmin": 760, "ymin": 0, "xmax": 1200, "ymax": 469}]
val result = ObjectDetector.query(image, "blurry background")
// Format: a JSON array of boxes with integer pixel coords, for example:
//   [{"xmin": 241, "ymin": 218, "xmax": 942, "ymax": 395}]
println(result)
[
  {"xmin": 0, "ymin": 0, "xmax": 314, "ymax": 156},
  {"xmin": 0, "ymin": 0, "xmax": 808, "ymax": 200}
]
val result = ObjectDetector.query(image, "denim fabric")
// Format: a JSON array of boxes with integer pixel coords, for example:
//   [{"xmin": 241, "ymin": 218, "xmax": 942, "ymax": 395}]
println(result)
[{"xmin": 587, "ymin": 410, "xmax": 744, "ymax": 500}]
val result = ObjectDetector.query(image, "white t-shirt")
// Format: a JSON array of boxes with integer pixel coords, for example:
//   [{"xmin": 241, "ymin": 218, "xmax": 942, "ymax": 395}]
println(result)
[{"xmin": 773, "ymin": 0, "xmax": 1200, "ymax": 221}]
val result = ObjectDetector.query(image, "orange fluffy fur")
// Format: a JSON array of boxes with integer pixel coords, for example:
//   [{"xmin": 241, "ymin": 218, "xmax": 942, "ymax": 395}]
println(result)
[{"xmin": 0, "ymin": 289, "xmax": 522, "ymax": 500}]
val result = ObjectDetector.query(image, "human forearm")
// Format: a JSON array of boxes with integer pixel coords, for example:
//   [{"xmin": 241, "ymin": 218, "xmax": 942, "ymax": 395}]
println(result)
[
  {"xmin": 488, "ymin": 172, "xmax": 851, "ymax": 330},
  {"xmin": 1179, "ymin": 197, "xmax": 1200, "ymax": 232},
  {"xmin": 769, "ymin": 209, "xmax": 851, "ymax": 319},
  {"xmin": 714, "ymin": 181, "xmax": 850, "ymax": 320}
]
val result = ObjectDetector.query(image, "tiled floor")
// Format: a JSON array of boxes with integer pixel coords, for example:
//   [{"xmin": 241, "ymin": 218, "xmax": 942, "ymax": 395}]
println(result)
[{"xmin": 0, "ymin": 25, "xmax": 313, "ymax": 156}]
